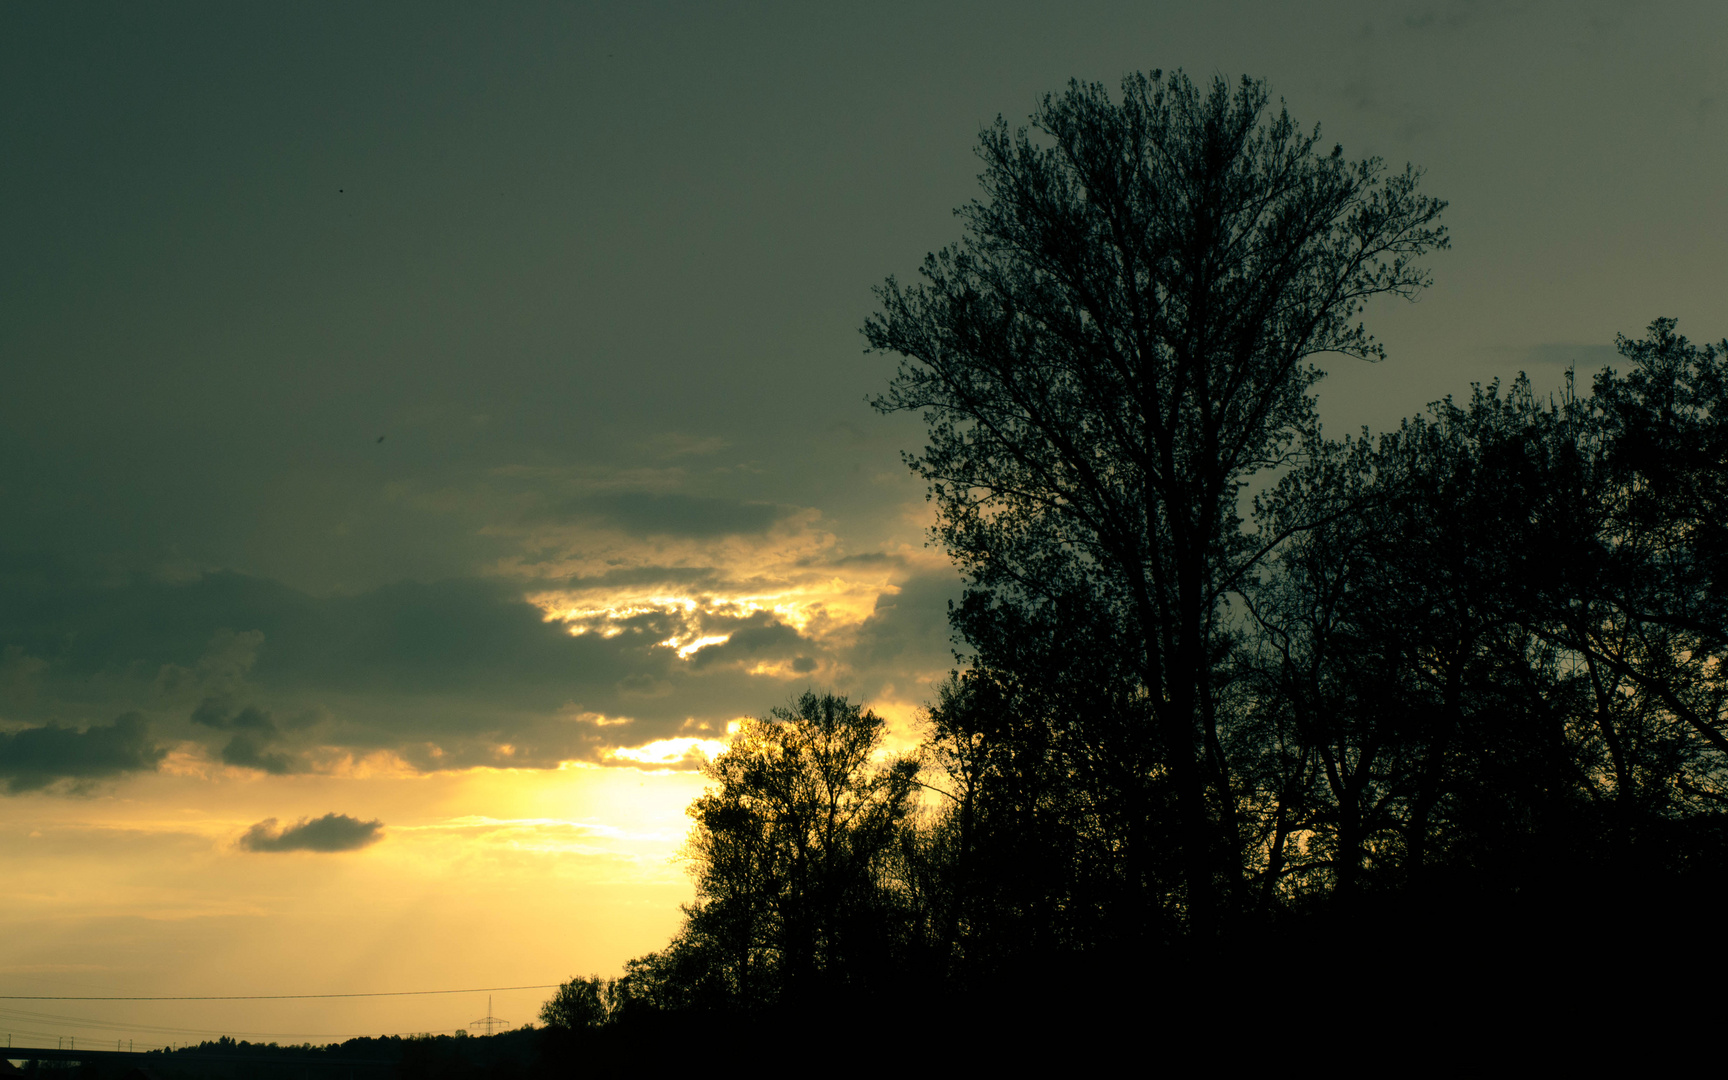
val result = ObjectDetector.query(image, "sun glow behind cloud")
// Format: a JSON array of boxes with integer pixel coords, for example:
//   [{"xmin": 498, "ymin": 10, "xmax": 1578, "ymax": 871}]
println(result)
[
  {"xmin": 500, "ymin": 529, "xmax": 958, "ymax": 765},
  {"xmin": 607, "ymin": 737, "xmax": 729, "ymax": 767},
  {"xmin": 530, "ymin": 576, "xmax": 894, "ymax": 647}
]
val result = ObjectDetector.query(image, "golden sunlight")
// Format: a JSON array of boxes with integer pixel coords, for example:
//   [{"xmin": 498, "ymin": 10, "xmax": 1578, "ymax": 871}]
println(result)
[{"xmin": 607, "ymin": 737, "xmax": 729, "ymax": 767}]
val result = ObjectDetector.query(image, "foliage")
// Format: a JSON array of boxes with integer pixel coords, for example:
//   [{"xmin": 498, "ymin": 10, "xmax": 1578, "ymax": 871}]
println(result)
[
  {"xmin": 866, "ymin": 68, "xmax": 1448, "ymax": 932},
  {"xmin": 1239, "ymin": 321, "xmax": 1728, "ymax": 907},
  {"xmin": 598, "ymin": 318, "xmax": 1726, "ymax": 1009},
  {"xmin": 614, "ymin": 692, "xmax": 920, "ymax": 1011},
  {"xmin": 539, "ymin": 974, "xmax": 617, "ymax": 1030},
  {"xmin": 596, "ymin": 69, "xmax": 1726, "ymax": 1019}
]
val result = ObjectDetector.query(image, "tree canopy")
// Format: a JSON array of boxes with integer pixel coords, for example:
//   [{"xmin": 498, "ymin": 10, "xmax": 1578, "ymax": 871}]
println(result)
[
  {"xmin": 866, "ymin": 69, "xmax": 1447, "ymax": 933},
  {"xmin": 555, "ymin": 71, "xmax": 1725, "ymax": 1038},
  {"xmin": 617, "ymin": 692, "xmax": 920, "ymax": 1010}
]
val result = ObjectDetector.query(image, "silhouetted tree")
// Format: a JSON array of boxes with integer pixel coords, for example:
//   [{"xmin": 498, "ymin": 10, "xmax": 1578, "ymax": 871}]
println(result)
[
  {"xmin": 1248, "ymin": 380, "xmax": 1580, "ymax": 906},
  {"xmin": 643, "ymin": 692, "xmax": 920, "ymax": 1009},
  {"xmin": 917, "ymin": 608, "xmax": 1175, "ymax": 984},
  {"xmin": 1241, "ymin": 320, "xmax": 1728, "ymax": 928},
  {"xmin": 540, "ymin": 974, "xmax": 615, "ymax": 1030},
  {"xmin": 867, "ymin": 69, "xmax": 1447, "ymax": 936},
  {"xmin": 1550, "ymin": 321, "xmax": 1728, "ymax": 767},
  {"xmin": 602, "ymin": 70, "xmax": 1723, "ymax": 1019}
]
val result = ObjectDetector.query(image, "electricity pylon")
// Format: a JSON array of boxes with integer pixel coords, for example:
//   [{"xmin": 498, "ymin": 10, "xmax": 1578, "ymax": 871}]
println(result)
[{"xmin": 468, "ymin": 995, "xmax": 510, "ymax": 1036}]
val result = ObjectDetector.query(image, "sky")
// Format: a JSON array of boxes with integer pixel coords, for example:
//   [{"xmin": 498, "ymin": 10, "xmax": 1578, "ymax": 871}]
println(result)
[{"xmin": 2, "ymin": 0, "xmax": 1724, "ymax": 1048}]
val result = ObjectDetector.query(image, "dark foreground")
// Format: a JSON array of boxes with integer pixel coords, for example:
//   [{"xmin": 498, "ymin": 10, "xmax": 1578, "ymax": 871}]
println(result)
[{"xmin": 10, "ymin": 884, "xmax": 1719, "ymax": 1079}]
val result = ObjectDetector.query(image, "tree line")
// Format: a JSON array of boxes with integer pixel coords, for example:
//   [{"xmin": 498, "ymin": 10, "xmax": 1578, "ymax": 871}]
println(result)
[{"xmin": 540, "ymin": 70, "xmax": 1727, "ymax": 1032}]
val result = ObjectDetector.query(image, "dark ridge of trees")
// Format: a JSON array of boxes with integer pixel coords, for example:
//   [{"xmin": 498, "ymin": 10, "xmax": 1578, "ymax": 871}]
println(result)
[
  {"xmin": 537, "ymin": 70, "xmax": 1726, "ymax": 1045},
  {"xmin": 16, "ymin": 1032, "xmax": 539, "ymax": 1080}
]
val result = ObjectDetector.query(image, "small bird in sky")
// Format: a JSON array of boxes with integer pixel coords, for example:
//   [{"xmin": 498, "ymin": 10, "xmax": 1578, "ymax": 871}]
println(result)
[{"xmin": 376, "ymin": 435, "xmax": 385, "ymax": 443}]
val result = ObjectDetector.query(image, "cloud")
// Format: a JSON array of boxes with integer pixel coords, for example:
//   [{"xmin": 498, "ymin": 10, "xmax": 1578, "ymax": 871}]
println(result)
[
  {"xmin": 844, "ymin": 570, "xmax": 965, "ymax": 670},
  {"xmin": 239, "ymin": 813, "xmax": 384, "ymax": 853},
  {"xmin": 191, "ymin": 698, "xmax": 306, "ymax": 775},
  {"xmin": 0, "ymin": 535, "xmax": 961, "ymax": 779},
  {"xmin": 0, "ymin": 645, "xmax": 49, "ymax": 705},
  {"xmin": 556, "ymin": 566, "xmax": 730, "ymax": 592},
  {"xmin": 159, "ymin": 629, "xmax": 264, "ymax": 698},
  {"xmin": 688, "ymin": 618, "xmax": 808, "ymax": 669},
  {"xmin": 543, "ymin": 492, "xmax": 791, "ymax": 538},
  {"xmin": 0, "ymin": 713, "xmax": 167, "ymax": 793},
  {"xmin": 219, "ymin": 732, "xmax": 300, "ymax": 775},
  {"xmin": 647, "ymin": 433, "xmax": 731, "ymax": 458}
]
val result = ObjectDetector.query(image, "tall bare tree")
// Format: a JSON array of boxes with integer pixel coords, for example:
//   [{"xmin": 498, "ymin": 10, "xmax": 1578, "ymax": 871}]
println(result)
[{"xmin": 867, "ymin": 70, "xmax": 1447, "ymax": 934}]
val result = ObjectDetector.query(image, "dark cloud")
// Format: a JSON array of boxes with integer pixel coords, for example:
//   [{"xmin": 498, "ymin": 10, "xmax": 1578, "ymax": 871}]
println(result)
[
  {"xmin": 1402, "ymin": 3, "xmax": 1484, "ymax": 33},
  {"xmin": 546, "ymin": 492, "xmax": 792, "ymax": 538},
  {"xmin": 796, "ymin": 551, "xmax": 907, "ymax": 571},
  {"xmin": 0, "ymin": 712, "xmax": 166, "ymax": 794},
  {"xmin": 0, "ymin": 571, "xmax": 654, "ymax": 705},
  {"xmin": 0, "ymin": 644, "xmax": 49, "ymax": 703},
  {"xmin": 559, "ymin": 566, "xmax": 728, "ymax": 591},
  {"xmin": 220, "ymin": 732, "xmax": 300, "ymax": 775},
  {"xmin": 846, "ymin": 571, "xmax": 965, "ymax": 670},
  {"xmin": 191, "ymin": 700, "xmax": 274, "ymax": 731},
  {"xmin": 191, "ymin": 699, "xmax": 305, "ymax": 774},
  {"xmin": 239, "ymin": 813, "xmax": 384, "ymax": 853},
  {"xmin": 0, "ymin": 556, "xmax": 964, "ymax": 777},
  {"xmin": 0, "ymin": 566, "xmax": 305, "ymax": 686},
  {"xmin": 689, "ymin": 618, "xmax": 809, "ymax": 669}
]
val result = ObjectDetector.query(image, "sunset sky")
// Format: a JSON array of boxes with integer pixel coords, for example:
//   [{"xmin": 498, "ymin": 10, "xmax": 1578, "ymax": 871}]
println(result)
[{"xmin": 3, "ymin": 1, "xmax": 1724, "ymax": 1047}]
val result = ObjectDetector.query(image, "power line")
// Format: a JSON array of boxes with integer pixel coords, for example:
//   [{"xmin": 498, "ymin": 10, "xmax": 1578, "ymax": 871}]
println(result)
[
  {"xmin": 0, "ymin": 1005, "xmax": 362, "ymax": 1040},
  {"xmin": 0, "ymin": 983, "xmax": 558, "ymax": 1002}
]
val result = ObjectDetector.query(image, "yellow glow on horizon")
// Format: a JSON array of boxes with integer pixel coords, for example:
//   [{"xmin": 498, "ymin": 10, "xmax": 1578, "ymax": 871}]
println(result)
[{"xmin": 0, "ymin": 762, "xmax": 716, "ymax": 1044}]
